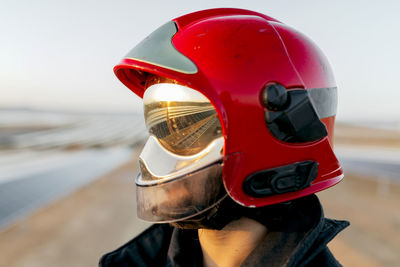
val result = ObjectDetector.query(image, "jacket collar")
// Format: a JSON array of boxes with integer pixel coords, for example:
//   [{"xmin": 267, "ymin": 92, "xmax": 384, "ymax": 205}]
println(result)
[{"xmin": 167, "ymin": 195, "xmax": 349, "ymax": 267}]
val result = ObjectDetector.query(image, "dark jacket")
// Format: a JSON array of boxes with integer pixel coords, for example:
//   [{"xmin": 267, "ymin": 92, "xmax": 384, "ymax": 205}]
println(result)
[{"xmin": 100, "ymin": 195, "xmax": 349, "ymax": 267}]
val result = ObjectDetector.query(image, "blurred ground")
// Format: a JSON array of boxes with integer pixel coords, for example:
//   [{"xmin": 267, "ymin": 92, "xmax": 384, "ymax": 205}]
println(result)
[
  {"xmin": 320, "ymin": 173, "xmax": 400, "ymax": 267},
  {"xmin": 335, "ymin": 122, "xmax": 400, "ymax": 148},
  {"xmin": 0, "ymin": 123, "xmax": 399, "ymax": 266},
  {"xmin": 0, "ymin": 147, "xmax": 151, "ymax": 267}
]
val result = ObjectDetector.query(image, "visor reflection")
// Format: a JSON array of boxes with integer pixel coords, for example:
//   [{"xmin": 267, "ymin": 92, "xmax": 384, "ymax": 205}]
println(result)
[{"xmin": 144, "ymin": 83, "xmax": 222, "ymax": 156}]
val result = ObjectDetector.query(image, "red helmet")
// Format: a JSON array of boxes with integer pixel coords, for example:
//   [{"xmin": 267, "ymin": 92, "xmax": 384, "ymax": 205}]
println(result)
[{"xmin": 114, "ymin": 8, "xmax": 343, "ymax": 223}]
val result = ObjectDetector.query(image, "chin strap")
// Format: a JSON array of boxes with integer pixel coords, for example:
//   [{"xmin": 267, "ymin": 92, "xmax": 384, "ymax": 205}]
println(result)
[
  {"xmin": 170, "ymin": 193, "xmax": 296, "ymax": 230},
  {"xmin": 170, "ymin": 195, "xmax": 240, "ymax": 230}
]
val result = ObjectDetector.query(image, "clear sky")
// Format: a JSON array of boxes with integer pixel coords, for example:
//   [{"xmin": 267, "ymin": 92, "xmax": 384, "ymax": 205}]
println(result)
[{"xmin": 1, "ymin": 0, "xmax": 399, "ymax": 122}]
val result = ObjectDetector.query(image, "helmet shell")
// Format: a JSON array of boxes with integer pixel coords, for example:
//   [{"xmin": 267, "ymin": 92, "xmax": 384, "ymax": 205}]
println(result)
[{"xmin": 114, "ymin": 8, "xmax": 343, "ymax": 207}]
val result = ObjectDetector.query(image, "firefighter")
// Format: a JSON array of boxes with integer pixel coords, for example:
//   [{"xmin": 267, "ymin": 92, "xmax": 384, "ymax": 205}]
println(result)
[{"xmin": 100, "ymin": 8, "xmax": 349, "ymax": 267}]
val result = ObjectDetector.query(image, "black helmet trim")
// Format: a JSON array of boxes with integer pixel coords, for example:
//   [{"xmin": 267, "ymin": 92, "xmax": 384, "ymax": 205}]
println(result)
[
  {"xmin": 263, "ymin": 86, "xmax": 336, "ymax": 143},
  {"xmin": 243, "ymin": 161, "xmax": 319, "ymax": 197}
]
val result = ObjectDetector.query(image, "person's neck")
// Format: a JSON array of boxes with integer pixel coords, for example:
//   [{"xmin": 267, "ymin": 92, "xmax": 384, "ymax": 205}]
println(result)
[{"xmin": 198, "ymin": 217, "xmax": 268, "ymax": 267}]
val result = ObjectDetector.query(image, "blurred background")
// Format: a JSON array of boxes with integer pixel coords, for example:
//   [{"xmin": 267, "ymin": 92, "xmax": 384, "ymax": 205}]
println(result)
[{"xmin": 0, "ymin": 0, "xmax": 399, "ymax": 266}]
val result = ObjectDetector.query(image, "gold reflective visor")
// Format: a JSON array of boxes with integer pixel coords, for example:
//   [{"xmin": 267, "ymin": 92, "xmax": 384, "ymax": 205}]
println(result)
[{"xmin": 143, "ymin": 83, "xmax": 222, "ymax": 156}]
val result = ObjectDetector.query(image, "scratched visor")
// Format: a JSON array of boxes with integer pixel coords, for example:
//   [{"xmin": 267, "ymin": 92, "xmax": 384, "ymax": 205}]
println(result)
[{"xmin": 136, "ymin": 82, "xmax": 225, "ymax": 222}]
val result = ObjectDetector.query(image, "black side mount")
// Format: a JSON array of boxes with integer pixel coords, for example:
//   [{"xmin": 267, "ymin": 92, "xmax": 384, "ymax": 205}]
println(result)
[
  {"xmin": 262, "ymin": 84, "xmax": 327, "ymax": 143},
  {"xmin": 243, "ymin": 161, "xmax": 319, "ymax": 197}
]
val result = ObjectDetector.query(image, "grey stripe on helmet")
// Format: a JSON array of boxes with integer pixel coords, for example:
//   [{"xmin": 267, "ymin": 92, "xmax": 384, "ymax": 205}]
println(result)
[
  {"xmin": 308, "ymin": 87, "xmax": 337, "ymax": 119},
  {"xmin": 125, "ymin": 21, "xmax": 198, "ymax": 74}
]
